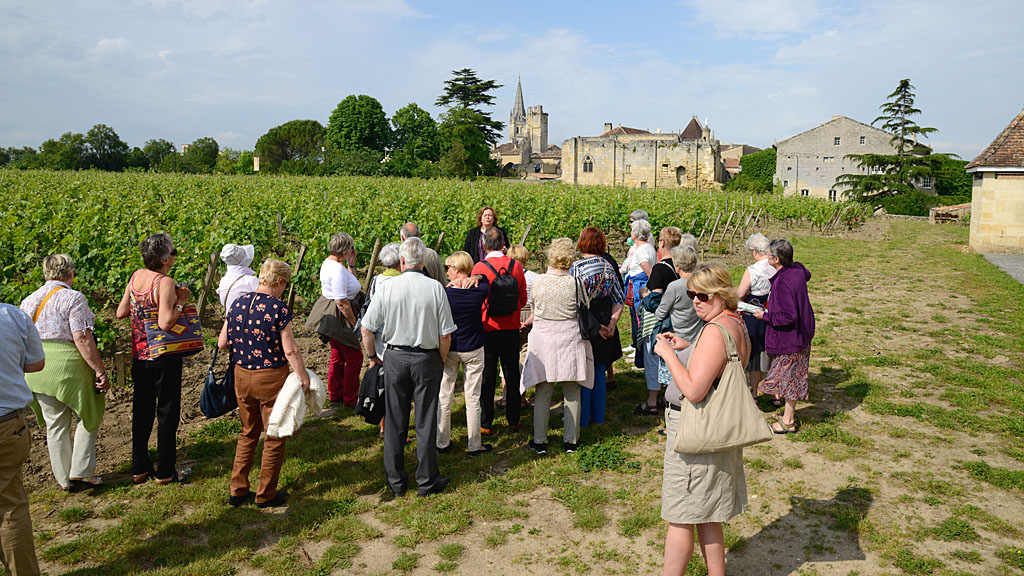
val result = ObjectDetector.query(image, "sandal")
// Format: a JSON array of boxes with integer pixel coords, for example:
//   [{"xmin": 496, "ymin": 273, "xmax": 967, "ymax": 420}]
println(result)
[
  {"xmin": 132, "ymin": 472, "xmax": 150, "ymax": 485},
  {"xmin": 771, "ymin": 420, "xmax": 798, "ymax": 434},
  {"xmin": 634, "ymin": 402, "xmax": 659, "ymax": 416},
  {"xmin": 496, "ymin": 399, "xmax": 507, "ymax": 409}
]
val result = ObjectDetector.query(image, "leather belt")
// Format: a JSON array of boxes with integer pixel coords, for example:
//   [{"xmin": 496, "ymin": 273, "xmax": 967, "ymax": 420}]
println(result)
[
  {"xmin": 668, "ymin": 403, "xmax": 681, "ymax": 412},
  {"xmin": 0, "ymin": 410, "xmax": 20, "ymax": 424}
]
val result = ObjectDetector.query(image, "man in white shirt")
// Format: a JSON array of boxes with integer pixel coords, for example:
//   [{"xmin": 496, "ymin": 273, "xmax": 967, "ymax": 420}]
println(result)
[
  {"xmin": 362, "ymin": 238, "xmax": 457, "ymax": 497},
  {"xmin": 0, "ymin": 304, "xmax": 45, "ymax": 576}
]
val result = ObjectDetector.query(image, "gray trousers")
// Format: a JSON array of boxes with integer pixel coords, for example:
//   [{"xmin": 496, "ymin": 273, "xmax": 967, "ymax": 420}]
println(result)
[{"xmin": 383, "ymin": 348, "xmax": 443, "ymax": 494}]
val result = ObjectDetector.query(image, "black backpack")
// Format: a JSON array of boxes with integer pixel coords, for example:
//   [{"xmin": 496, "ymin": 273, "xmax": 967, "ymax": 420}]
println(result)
[{"xmin": 483, "ymin": 260, "xmax": 520, "ymax": 318}]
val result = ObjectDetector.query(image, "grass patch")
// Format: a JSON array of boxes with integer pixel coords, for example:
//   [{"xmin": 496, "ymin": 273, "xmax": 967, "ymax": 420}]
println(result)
[
  {"xmin": 744, "ymin": 457, "xmax": 770, "ymax": 472},
  {"xmin": 953, "ymin": 504, "xmax": 1021, "ymax": 537},
  {"xmin": 996, "ymin": 546, "xmax": 1024, "ymax": 571},
  {"xmin": 932, "ymin": 516, "xmax": 979, "ymax": 543},
  {"xmin": 392, "ymin": 551, "xmax": 420, "ymax": 572},
  {"xmin": 948, "ymin": 548, "xmax": 982, "ymax": 564},
  {"xmin": 575, "ymin": 437, "xmax": 638, "ymax": 473},
  {"xmin": 58, "ymin": 506, "xmax": 91, "ymax": 523},
  {"xmin": 618, "ymin": 504, "xmax": 660, "ymax": 538},
  {"xmin": 783, "ymin": 457, "xmax": 804, "ymax": 469},
  {"xmin": 891, "ymin": 547, "xmax": 944, "ymax": 575},
  {"xmin": 792, "ymin": 411, "xmax": 868, "ymax": 448},
  {"xmin": 957, "ymin": 460, "xmax": 1024, "ymax": 492},
  {"xmin": 553, "ymin": 484, "xmax": 610, "ymax": 531}
]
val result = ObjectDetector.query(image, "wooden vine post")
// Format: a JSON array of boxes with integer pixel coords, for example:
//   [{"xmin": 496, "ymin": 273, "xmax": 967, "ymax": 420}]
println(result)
[
  {"xmin": 114, "ymin": 351, "xmax": 126, "ymax": 388},
  {"xmin": 519, "ymin": 223, "xmax": 532, "ymax": 246},
  {"xmin": 362, "ymin": 238, "xmax": 383, "ymax": 292},
  {"xmin": 287, "ymin": 243, "xmax": 307, "ymax": 309},
  {"xmin": 196, "ymin": 252, "xmax": 219, "ymax": 319},
  {"xmin": 434, "ymin": 232, "xmax": 445, "ymax": 253}
]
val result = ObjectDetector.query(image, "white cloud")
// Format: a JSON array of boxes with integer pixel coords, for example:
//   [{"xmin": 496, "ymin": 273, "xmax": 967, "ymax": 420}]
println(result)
[
  {"xmin": 215, "ymin": 131, "xmax": 244, "ymax": 146},
  {"xmin": 687, "ymin": 0, "xmax": 821, "ymax": 38}
]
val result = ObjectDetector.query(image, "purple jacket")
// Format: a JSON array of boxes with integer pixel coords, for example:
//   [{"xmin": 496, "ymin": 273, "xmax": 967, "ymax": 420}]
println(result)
[{"xmin": 763, "ymin": 262, "xmax": 815, "ymax": 355}]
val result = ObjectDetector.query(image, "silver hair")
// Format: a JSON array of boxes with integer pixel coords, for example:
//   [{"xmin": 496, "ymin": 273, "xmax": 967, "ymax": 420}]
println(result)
[
  {"xmin": 400, "ymin": 237, "xmax": 426, "ymax": 268},
  {"xmin": 329, "ymin": 232, "xmax": 354, "ymax": 257},
  {"xmin": 745, "ymin": 233, "xmax": 770, "ymax": 254},
  {"xmin": 769, "ymin": 238, "xmax": 794, "ymax": 267},
  {"xmin": 670, "ymin": 246, "xmax": 698, "ymax": 274},
  {"xmin": 630, "ymin": 219, "xmax": 652, "ymax": 242},
  {"xmin": 678, "ymin": 233, "xmax": 698, "ymax": 253},
  {"xmin": 629, "ymin": 209, "xmax": 648, "ymax": 222},
  {"xmin": 378, "ymin": 242, "xmax": 401, "ymax": 269},
  {"xmin": 42, "ymin": 254, "xmax": 75, "ymax": 281},
  {"xmin": 400, "ymin": 222, "xmax": 420, "ymax": 239}
]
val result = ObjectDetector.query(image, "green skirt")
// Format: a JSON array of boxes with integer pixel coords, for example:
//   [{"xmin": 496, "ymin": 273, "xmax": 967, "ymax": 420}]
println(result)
[{"xmin": 26, "ymin": 341, "xmax": 105, "ymax": 433}]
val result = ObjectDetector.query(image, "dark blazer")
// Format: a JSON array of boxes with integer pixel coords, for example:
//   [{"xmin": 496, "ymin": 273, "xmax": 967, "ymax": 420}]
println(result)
[{"xmin": 463, "ymin": 225, "xmax": 510, "ymax": 263}]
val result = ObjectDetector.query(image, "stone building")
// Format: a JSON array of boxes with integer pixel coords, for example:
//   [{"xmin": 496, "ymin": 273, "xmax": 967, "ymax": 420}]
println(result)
[
  {"xmin": 491, "ymin": 78, "xmax": 561, "ymax": 177},
  {"xmin": 561, "ymin": 117, "xmax": 724, "ymax": 189},
  {"xmin": 721, "ymin": 144, "xmax": 761, "ymax": 177},
  {"xmin": 967, "ymin": 107, "xmax": 1024, "ymax": 253},
  {"xmin": 775, "ymin": 116, "xmax": 937, "ymax": 201}
]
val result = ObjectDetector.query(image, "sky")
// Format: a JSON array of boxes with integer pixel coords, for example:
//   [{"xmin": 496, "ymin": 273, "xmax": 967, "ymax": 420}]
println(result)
[{"xmin": 2, "ymin": 0, "xmax": 1022, "ymax": 160}]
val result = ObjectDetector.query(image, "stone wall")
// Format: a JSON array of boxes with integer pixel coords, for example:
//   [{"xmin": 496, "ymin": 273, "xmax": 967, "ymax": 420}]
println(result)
[
  {"xmin": 970, "ymin": 172, "xmax": 1024, "ymax": 253},
  {"xmin": 776, "ymin": 116, "xmax": 896, "ymax": 201},
  {"xmin": 562, "ymin": 135, "xmax": 721, "ymax": 189}
]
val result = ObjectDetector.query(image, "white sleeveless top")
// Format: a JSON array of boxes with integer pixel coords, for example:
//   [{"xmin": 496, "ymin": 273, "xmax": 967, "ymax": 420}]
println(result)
[{"xmin": 747, "ymin": 259, "xmax": 776, "ymax": 297}]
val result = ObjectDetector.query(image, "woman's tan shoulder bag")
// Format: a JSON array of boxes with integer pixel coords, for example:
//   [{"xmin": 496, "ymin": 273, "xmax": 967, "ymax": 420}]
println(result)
[{"xmin": 672, "ymin": 321, "xmax": 773, "ymax": 454}]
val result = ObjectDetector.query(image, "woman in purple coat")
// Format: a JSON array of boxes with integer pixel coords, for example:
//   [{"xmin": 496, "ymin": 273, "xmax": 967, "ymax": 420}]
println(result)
[{"xmin": 754, "ymin": 239, "xmax": 815, "ymax": 434}]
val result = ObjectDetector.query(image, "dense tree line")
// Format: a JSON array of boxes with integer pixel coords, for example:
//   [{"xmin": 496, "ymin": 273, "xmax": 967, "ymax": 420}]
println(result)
[{"xmin": 1, "ymin": 69, "xmax": 504, "ymax": 180}]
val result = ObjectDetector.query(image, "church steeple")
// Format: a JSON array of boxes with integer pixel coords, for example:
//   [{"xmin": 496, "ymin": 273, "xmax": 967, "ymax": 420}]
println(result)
[{"xmin": 509, "ymin": 76, "xmax": 527, "ymax": 143}]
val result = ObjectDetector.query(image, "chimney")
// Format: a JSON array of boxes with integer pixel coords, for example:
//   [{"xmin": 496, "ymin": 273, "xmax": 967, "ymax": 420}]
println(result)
[{"xmin": 603, "ymin": 122, "xmax": 613, "ymax": 134}]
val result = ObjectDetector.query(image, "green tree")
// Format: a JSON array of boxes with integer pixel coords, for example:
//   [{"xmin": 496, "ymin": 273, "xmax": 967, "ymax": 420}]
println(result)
[
  {"xmin": 215, "ymin": 148, "xmax": 242, "ymax": 174},
  {"xmin": 930, "ymin": 155, "xmax": 971, "ymax": 197},
  {"xmin": 236, "ymin": 150, "xmax": 255, "ymax": 175},
  {"xmin": 40, "ymin": 132, "xmax": 88, "ymax": 170},
  {"xmin": 391, "ymin": 103, "xmax": 439, "ymax": 162},
  {"xmin": 156, "ymin": 152, "xmax": 183, "ymax": 173},
  {"xmin": 0, "ymin": 148, "xmax": 9, "ymax": 167},
  {"xmin": 4, "ymin": 147, "xmax": 41, "ymax": 169},
  {"xmin": 182, "ymin": 137, "xmax": 219, "ymax": 173},
  {"xmin": 724, "ymin": 148, "xmax": 776, "ymax": 193},
  {"xmin": 143, "ymin": 139, "xmax": 176, "ymax": 169},
  {"xmin": 837, "ymin": 79, "xmax": 948, "ymax": 202},
  {"xmin": 438, "ymin": 107, "xmax": 499, "ymax": 177},
  {"xmin": 324, "ymin": 148, "xmax": 384, "ymax": 176},
  {"xmin": 326, "ymin": 95, "xmax": 391, "ymax": 153},
  {"xmin": 84, "ymin": 124, "xmax": 129, "ymax": 171},
  {"xmin": 126, "ymin": 147, "xmax": 149, "ymax": 170},
  {"xmin": 435, "ymin": 68, "xmax": 504, "ymax": 146},
  {"xmin": 255, "ymin": 119, "xmax": 326, "ymax": 172}
]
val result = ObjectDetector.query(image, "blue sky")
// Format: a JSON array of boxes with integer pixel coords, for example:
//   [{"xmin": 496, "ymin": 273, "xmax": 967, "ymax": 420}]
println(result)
[{"xmin": 2, "ymin": 0, "xmax": 1022, "ymax": 160}]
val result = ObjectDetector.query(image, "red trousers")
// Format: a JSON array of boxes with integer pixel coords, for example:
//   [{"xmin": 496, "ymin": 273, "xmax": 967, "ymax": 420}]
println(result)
[{"xmin": 328, "ymin": 338, "xmax": 363, "ymax": 407}]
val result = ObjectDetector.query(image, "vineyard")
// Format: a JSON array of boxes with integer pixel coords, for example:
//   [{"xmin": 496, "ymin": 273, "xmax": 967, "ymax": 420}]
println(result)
[{"xmin": 0, "ymin": 170, "xmax": 869, "ymax": 308}]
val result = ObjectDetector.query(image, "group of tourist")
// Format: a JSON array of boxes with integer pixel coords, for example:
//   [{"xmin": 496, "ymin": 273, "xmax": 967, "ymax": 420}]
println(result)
[{"xmin": 0, "ymin": 205, "xmax": 816, "ymax": 576}]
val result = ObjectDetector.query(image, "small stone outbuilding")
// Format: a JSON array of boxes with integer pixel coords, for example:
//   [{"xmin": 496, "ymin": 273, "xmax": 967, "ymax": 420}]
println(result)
[{"xmin": 967, "ymin": 107, "xmax": 1024, "ymax": 253}]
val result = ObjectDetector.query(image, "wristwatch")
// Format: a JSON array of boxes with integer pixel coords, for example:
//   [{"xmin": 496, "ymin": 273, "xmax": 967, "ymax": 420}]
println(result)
[
  {"xmin": 368, "ymin": 353, "xmax": 379, "ymax": 361},
  {"xmin": 175, "ymin": 304, "xmax": 184, "ymax": 313}
]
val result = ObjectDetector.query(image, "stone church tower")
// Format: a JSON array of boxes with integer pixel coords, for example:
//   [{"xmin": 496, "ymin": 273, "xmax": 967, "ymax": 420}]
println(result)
[{"xmin": 508, "ymin": 78, "xmax": 548, "ymax": 157}]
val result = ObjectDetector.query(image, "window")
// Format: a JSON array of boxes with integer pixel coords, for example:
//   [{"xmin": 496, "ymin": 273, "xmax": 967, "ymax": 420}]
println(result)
[
  {"xmin": 787, "ymin": 166, "xmax": 792, "ymax": 171},
  {"xmin": 834, "ymin": 137, "xmax": 841, "ymax": 146},
  {"xmin": 624, "ymin": 164, "xmax": 631, "ymax": 174},
  {"xmin": 583, "ymin": 155, "xmax": 593, "ymax": 173},
  {"xmin": 922, "ymin": 177, "xmax": 933, "ymax": 189},
  {"xmin": 801, "ymin": 189, "xmax": 809, "ymax": 197},
  {"xmin": 823, "ymin": 156, "xmax": 835, "ymax": 163},
  {"xmin": 829, "ymin": 190, "xmax": 837, "ymax": 202},
  {"xmin": 783, "ymin": 180, "xmax": 789, "ymax": 188},
  {"xmin": 640, "ymin": 181, "xmax": 647, "ymax": 189},
  {"xmin": 860, "ymin": 136, "xmax": 866, "ymax": 145},
  {"xmin": 871, "ymin": 165, "xmax": 885, "ymax": 174}
]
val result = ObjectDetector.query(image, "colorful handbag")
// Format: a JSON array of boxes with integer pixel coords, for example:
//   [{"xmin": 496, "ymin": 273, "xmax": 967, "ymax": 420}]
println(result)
[{"xmin": 136, "ymin": 302, "xmax": 205, "ymax": 359}]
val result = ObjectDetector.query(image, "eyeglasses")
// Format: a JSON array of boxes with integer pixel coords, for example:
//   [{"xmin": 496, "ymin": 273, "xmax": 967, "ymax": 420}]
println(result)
[
  {"xmin": 170, "ymin": 248, "xmax": 178, "ymax": 256},
  {"xmin": 686, "ymin": 290, "xmax": 711, "ymax": 303}
]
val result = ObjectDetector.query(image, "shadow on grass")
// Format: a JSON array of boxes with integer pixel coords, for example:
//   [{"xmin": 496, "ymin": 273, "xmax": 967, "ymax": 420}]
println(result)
[{"xmin": 726, "ymin": 487, "xmax": 874, "ymax": 575}]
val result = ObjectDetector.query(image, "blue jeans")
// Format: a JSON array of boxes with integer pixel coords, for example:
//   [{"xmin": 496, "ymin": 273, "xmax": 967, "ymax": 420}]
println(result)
[{"xmin": 581, "ymin": 363, "xmax": 607, "ymax": 428}]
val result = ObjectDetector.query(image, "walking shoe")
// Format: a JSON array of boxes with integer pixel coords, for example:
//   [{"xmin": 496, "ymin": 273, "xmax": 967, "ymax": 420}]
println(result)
[
  {"xmin": 437, "ymin": 443, "xmax": 453, "ymax": 454},
  {"xmin": 418, "ymin": 477, "xmax": 450, "ymax": 497},
  {"xmin": 563, "ymin": 442, "xmax": 579, "ymax": 454},
  {"xmin": 468, "ymin": 444, "xmax": 493, "ymax": 457},
  {"xmin": 508, "ymin": 424, "xmax": 521, "ymax": 433},
  {"xmin": 621, "ymin": 345, "xmax": 635, "ymax": 354},
  {"xmin": 528, "ymin": 440, "xmax": 548, "ymax": 455},
  {"xmin": 626, "ymin": 352, "xmax": 636, "ymax": 360},
  {"xmin": 256, "ymin": 490, "xmax": 289, "ymax": 509},
  {"xmin": 228, "ymin": 491, "xmax": 255, "ymax": 507}
]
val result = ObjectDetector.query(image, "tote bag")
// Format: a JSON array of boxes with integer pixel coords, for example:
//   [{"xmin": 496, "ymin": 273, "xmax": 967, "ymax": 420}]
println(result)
[{"xmin": 672, "ymin": 321, "xmax": 773, "ymax": 454}]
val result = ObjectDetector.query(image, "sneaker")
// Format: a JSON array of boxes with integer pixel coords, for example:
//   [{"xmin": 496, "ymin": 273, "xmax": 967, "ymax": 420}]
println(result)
[
  {"xmin": 626, "ymin": 352, "xmax": 636, "ymax": 360},
  {"xmin": 621, "ymin": 346, "xmax": 635, "ymax": 354},
  {"xmin": 256, "ymin": 490, "xmax": 289, "ymax": 509},
  {"xmin": 528, "ymin": 440, "xmax": 548, "ymax": 455},
  {"xmin": 563, "ymin": 442, "xmax": 579, "ymax": 454}
]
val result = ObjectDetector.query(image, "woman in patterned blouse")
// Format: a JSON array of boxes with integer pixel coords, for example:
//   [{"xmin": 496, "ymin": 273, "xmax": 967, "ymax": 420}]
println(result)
[{"xmin": 217, "ymin": 259, "xmax": 310, "ymax": 509}]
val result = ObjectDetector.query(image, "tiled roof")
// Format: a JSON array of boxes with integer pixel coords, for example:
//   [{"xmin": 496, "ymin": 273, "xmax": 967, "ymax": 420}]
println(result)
[
  {"xmin": 966, "ymin": 107, "xmax": 1024, "ymax": 169},
  {"xmin": 680, "ymin": 117, "xmax": 703, "ymax": 140},
  {"xmin": 724, "ymin": 157, "xmax": 741, "ymax": 169},
  {"xmin": 600, "ymin": 126, "xmax": 651, "ymax": 137},
  {"xmin": 492, "ymin": 142, "xmax": 521, "ymax": 154}
]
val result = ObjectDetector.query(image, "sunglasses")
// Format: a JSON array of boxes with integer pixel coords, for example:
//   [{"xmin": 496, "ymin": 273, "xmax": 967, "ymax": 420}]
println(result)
[
  {"xmin": 170, "ymin": 248, "xmax": 178, "ymax": 256},
  {"xmin": 686, "ymin": 290, "xmax": 712, "ymax": 303}
]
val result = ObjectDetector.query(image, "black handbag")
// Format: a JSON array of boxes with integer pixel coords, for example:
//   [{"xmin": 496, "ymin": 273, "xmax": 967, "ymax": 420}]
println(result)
[
  {"xmin": 575, "ymin": 276, "xmax": 603, "ymax": 340},
  {"xmin": 200, "ymin": 347, "xmax": 238, "ymax": 418},
  {"xmin": 355, "ymin": 363, "xmax": 386, "ymax": 425}
]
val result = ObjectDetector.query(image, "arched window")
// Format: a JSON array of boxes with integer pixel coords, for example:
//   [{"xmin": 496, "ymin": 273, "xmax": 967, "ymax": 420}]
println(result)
[{"xmin": 583, "ymin": 155, "xmax": 594, "ymax": 173}]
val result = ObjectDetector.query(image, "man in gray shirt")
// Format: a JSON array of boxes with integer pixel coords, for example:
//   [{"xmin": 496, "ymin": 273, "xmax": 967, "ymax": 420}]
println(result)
[
  {"xmin": 399, "ymin": 222, "xmax": 445, "ymax": 283},
  {"xmin": 0, "ymin": 303, "xmax": 45, "ymax": 576},
  {"xmin": 362, "ymin": 238, "xmax": 457, "ymax": 497}
]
